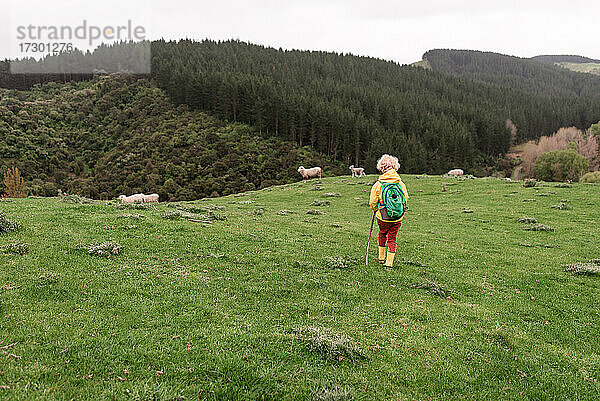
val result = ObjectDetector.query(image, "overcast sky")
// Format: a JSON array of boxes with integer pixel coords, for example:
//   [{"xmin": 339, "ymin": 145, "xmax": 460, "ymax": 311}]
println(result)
[{"xmin": 2, "ymin": 0, "xmax": 599, "ymax": 64}]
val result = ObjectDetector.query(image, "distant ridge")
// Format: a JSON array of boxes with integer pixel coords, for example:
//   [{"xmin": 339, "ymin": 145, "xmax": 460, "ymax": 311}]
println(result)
[{"xmin": 532, "ymin": 55, "xmax": 600, "ymax": 64}]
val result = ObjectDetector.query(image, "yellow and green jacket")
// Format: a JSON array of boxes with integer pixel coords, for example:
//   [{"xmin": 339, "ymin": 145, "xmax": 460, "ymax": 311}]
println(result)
[{"xmin": 369, "ymin": 169, "xmax": 409, "ymax": 222}]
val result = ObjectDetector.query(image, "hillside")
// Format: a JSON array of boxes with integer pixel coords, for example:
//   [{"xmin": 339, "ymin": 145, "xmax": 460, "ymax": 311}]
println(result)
[
  {"xmin": 423, "ymin": 49, "xmax": 600, "ymax": 98},
  {"xmin": 531, "ymin": 55, "xmax": 600, "ymax": 64},
  {"xmin": 6, "ymin": 41, "xmax": 600, "ymax": 174},
  {"xmin": 0, "ymin": 75, "xmax": 339, "ymax": 200},
  {"xmin": 1, "ymin": 176, "xmax": 599, "ymax": 399}
]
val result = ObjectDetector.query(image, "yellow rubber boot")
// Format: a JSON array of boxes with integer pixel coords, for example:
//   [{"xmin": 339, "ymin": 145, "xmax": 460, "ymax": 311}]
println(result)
[
  {"xmin": 378, "ymin": 246, "xmax": 386, "ymax": 264},
  {"xmin": 385, "ymin": 251, "xmax": 396, "ymax": 268}
]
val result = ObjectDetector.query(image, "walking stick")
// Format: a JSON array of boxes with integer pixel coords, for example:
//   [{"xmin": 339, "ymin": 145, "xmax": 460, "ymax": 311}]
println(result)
[{"xmin": 365, "ymin": 211, "xmax": 376, "ymax": 266}]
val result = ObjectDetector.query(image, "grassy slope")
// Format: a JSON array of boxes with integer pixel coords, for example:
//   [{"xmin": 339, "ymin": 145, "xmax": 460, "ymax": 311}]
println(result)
[
  {"xmin": 557, "ymin": 62, "xmax": 600, "ymax": 76},
  {"xmin": 1, "ymin": 176, "xmax": 599, "ymax": 400}
]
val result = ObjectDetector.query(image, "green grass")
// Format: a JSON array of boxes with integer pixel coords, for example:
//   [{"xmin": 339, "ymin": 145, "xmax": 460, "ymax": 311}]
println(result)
[{"xmin": 1, "ymin": 175, "xmax": 599, "ymax": 400}]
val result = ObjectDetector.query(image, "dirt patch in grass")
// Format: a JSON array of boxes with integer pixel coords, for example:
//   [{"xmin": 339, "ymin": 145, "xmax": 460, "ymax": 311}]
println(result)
[
  {"xmin": 517, "ymin": 217, "xmax": 537, "ymax": 224},
  {"xmin": 311, "ymin": 200, "xmax": 330, "ymax": 206}
]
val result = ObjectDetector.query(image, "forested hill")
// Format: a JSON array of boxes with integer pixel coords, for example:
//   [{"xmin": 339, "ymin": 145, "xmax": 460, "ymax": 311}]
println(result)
[
  {"xmin": 0, "ymin": 76, "xmax": 338, "ymax": 200},
  {"xmin": 149, "ymin": 40, "xmax": 600, "ymax": 171},
  {"xmin": 423, "ymin": 49, "xmax": 600, "ymax": 98},
  {"xmin": 3, "ymin": 41, "xmax": 600, "ymax": 176}
]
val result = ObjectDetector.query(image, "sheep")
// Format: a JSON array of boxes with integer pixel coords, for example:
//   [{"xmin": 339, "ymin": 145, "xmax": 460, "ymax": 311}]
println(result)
[
  {"xmin": 298, "ymin": 166, "xmax": 322, "ymax": 181},
  {"xmin": 349, "ymin": 165, "xmax": 366, "ymax": 177},
  {"xmin": 118, "ymin": 194, "xmax": 145, "ymax": 203},
  {"xmin": 447, "ymin": 169, "xmax": 464, "ymax": 177},
  {"xmin": 143, "ymin": 193, "xmax": 159, "ymax": 203}
]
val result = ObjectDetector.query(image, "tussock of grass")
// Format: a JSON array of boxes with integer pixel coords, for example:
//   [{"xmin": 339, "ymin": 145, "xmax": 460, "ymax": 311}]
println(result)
[
  {"xmin": 322, "ymin": 192, "xmax": 342, "ymax": 198},
  {"xmin": 0, "ymin": 212, "xmax": 21, "ymax": 234},
  {"xmin": 307, "ymin": 210, "xmax": 326, "ymax": 215},
  {"xmin": 523, "ymin": 224, "xmax": 554, "ymax": 232},
  {"xmin": 58, "ymin": 191, "xmax": 95, "ymax": 204},
  {"xmin": 37, "ymin": 273, "xmax": 58, "ymax": 286},
  {"xmin": 563, "ymin": 261, "xmax": 600, "ymax": 275},
  {"xmin": 412, "ymin": 281, "xmax": 450, "ymax": 298},
  {"xmin": 551, "ymin": 202, "xmax": 572, "ymax": 210},
  {"xmin": 162, "ymin": 210, "xmax": 182, "ymax": 219},
  {"xmin": 523, "ymin": 179, "xmax": 537, "ymax": 188},
  {"xmin": 324, "ymin": 256, "xmax": 356, "ymax": 269},
  {"xmin": 311, "ymin": 199, "xmax": 331, "ymax": 206},
  {"xmin": 314, "ymin": 385, "xmax": 354, "ymax": 401},
  {"xmin": 293, "ymin": 327, "xmax": 366, "ymax": 360},
  {"xmin": 87, "ymin": 242, "xmax": 122, "ymax": 257},
  {"xmin": 119, "ymin": 213, "xmax": 145, "ymax": 220},
  {"xmin": 401, "ymin": 259, "xmax": 426, "ymax": 267},
  {"xmin": 277, "ymin": 210, "xmax": 295, "ymax": 215},
  {"xmin": 1, "ymin": 242, "xmax": 29, "ymax": 255},
  {"xmin": 517, "ymin": 217, "xmax": 537, "ymax": 223}
]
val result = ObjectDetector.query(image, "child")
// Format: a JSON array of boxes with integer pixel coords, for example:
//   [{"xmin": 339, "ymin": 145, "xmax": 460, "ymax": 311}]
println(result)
[{"xmin": 369, "ymin": 154, "xmax": 408, "ymax": 268}]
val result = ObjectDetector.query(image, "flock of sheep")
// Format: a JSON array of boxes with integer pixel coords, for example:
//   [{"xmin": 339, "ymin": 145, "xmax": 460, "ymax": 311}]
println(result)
[{"xmin": 117, "ymin": 167, "xmax": 465, "ymax": 203}]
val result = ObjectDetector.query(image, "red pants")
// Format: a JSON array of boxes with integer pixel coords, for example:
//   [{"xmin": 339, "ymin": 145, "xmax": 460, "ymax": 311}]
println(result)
[{"xmin": 378, "ymin": 219, "xmax": 402, "ymax": 253}]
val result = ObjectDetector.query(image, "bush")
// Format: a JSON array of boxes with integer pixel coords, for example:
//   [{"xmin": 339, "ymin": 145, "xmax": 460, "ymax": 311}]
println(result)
[
  {"xmin": 534, "ymin": 148, "xmax": 589, "ymax": 182},
  {"xmin": 0, "ymin": 212, "xmax": 21, "ymax": 234},
  {"xmin": 580, "ymin": 171, "xmax": 600, "ymax": 183}
]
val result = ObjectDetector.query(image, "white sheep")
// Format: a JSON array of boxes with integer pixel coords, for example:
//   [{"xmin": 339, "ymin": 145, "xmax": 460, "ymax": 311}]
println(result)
[
  {"xmin": 143, "ymin": 193, "xmax": 159, "ymax": 203},
  {"xmin": 447, "ymin": 169, "xmax": 464, "ymax": 177},
  {"xmin": 297, "ymin": 166, "xmax": 322, "ymax": 181},
  {"xmin": 118, "ymin": 193, "xmax": 145, "ymax": 203},
  {"xmin": 349, "ymin": 165, "xmax": 366, "ymax": 177}
]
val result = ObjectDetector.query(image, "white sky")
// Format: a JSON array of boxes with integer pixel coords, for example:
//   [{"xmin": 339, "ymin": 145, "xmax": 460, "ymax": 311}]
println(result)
[{"xmin": 2, "ymin": 0, "xmax": 599, "ymax": 64}]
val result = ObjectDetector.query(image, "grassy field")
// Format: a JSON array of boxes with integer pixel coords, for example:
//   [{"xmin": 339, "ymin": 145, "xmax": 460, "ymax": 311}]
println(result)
[
  {"xmin": 1, "ymin": 175, "xmax": 599, "ymax": 400},
  {"xmin": 557, "ymin": 62, "xmax": 600, "ymax": 76}
]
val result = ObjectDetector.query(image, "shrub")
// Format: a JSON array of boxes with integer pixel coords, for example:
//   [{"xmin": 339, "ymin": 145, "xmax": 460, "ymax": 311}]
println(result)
[
  {"xmin": 87, "ymin": 242, "xmax": 122, "ymax": 257},
  {"xmin": 3, "ymin": 166, "xmax": 27, "ymax": 198},
  {"xmin": 580, "ymin": 171, "xmax": 600, "ymax": 183},
  {"xmin": 1, "ymin": 242, "xmax": 29, "ymax": 255},
  {"xmin": 0, "ymin": 212, "xmax": 21, "ymax": 234},
  {"xmin": 517, "ymin": 217, "xmax": 537, "ymax": 224},
  {"xmin": 293, "ymin": 327, "xmax": 366, "ymax": 360},
  {"xmin": 534, "ymin": 148, "xmax": 589, "ymax": 182}
]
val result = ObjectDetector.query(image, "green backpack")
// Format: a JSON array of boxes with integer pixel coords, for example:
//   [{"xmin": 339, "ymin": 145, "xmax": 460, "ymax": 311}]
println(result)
[{"xmin": 378, "ymin": 181, "xmax": 407, "ymax": 221}]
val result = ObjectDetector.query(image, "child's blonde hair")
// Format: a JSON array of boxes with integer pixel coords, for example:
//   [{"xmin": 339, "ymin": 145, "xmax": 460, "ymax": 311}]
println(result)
[{"xmin": 376, "ymin": 154, "xmax": 400, "ymax": 172}]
